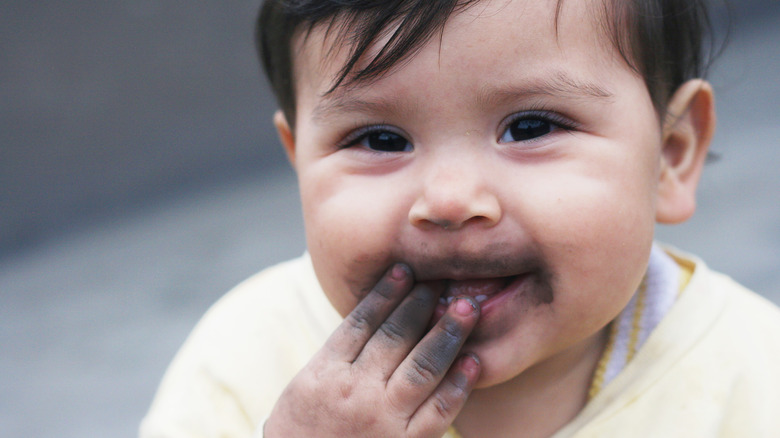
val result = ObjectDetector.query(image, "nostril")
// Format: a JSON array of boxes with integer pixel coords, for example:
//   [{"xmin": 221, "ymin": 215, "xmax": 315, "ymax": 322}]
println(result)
[
  {"xmin": 409, "ymin": 217, "xmax": 455, "ymax": 231},
  {"xmin": 464, "ymin": 215, "xmax": 495, "ymax": 228},
  {"xmin": 431, "ymin": 219, "xmax": 454, "ymax": 230},
  {"xmin": 416, "ymin": 216, "xmax": 492, "ymax": 231}
]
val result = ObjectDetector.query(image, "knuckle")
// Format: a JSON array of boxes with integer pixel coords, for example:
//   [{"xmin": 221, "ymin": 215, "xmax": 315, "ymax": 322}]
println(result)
[
  {"xmin": 377, "ymin": 319, "xmax": 407, "ymax": 344},
  {"xmin": 447, "ymin": 371, "xmax": 470, "ymax": 394},
  {"xmin": 345, "ymin": 307, "xmax": 375, "ymax": 333},
  {"xmin": 432, "ymin": 393, "xmax": 455, "ymax": 419},
  {"xmin": 336, "ymin": 380, "xmax": 355, "ymax": 401},
  {"xmin": 440, "ymin": 318, "xmax": 464, "ymax": 341},
  {"xmin": 372, "ymin": 280, "xmax": 396, "ymax": 300},
  {"xmin": 406, "ymin": 352, "xmax": 441, "ymax": 386}
]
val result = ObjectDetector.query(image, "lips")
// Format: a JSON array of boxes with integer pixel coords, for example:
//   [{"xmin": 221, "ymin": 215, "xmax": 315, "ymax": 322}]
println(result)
[
  {"xmin": 438, "ymin": 276, "xmax": 517, "ymax": 305},
  {"xmin": 397, "ymin": 247, "xmax": 552, "ymax": 328}
]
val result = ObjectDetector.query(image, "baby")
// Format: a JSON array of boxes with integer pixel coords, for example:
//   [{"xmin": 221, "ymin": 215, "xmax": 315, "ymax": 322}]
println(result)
[{"xmin": 141, "ymin": 0, "xmax": 780, "ymax": 437}]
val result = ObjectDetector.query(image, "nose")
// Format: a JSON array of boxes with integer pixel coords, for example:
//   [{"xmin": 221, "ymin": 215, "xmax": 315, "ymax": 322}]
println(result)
[{"xmin": 408, "ymin": 156, "xmax": 502, "ymax": 230}]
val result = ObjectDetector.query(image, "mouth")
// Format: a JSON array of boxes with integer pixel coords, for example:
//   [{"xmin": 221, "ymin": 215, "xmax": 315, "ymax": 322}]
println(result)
[
  {"xmin": 391, "ymin": 247, "xmax": 553, "ymax": 332},
  {"xmin": 427, "ymin": 272, "xmax": 540, "ymax": 331},
  {"xmin": 437, "ymin": 275, "xmax": 519, "ymax": 306}
]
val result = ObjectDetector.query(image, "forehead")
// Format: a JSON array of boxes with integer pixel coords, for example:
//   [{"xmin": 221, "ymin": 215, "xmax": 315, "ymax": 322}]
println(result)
[{"xmin": 291, "ymin": 0, "xmax": 634, "ymax": 120}]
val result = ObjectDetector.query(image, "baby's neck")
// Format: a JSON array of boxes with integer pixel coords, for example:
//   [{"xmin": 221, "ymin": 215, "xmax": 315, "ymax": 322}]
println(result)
[{"xmin": 454, "ymin": 329, "xmax": 607, "ymax": 438}]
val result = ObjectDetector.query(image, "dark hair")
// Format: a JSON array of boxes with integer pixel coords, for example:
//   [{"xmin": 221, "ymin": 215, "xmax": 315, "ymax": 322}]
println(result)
[{"xmin": 256, "ymin": 0, "xmax": 717, "ymax": 129}]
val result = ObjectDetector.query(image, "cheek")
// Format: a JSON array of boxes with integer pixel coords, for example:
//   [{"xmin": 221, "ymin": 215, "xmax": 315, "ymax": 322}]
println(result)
[
  {"xmin": 516, "ymin": 152, "xmax": 658, "ymax": 309},
  {"xmin": 299, "ymin": 170, "xmax": 409, "ymax": 316},
  {"xmin": 528, "ymin": 137, "xmax": 659, "ymax": 247},
  {"xmin": 545, "ymin": 184, "xmax": 655, "ymax": 263}
]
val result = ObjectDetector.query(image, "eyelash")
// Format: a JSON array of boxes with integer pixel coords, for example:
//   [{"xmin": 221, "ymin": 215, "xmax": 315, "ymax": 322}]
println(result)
[
  {"xmin": 336, "ymin": 109, "xmax": 580, "ymax": 152},
  {"xmin": 337, "ymin": 124, "xmax": 406, "ymax": 150},
  {"xmin": 498, "ymin": 110, "xmax": 579, "ymax": 144}
]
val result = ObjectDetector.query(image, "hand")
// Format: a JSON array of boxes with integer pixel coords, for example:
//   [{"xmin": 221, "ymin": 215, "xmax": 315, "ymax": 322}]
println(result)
[{"xmin": 264, "ymin": 263, "xmax": 481, "ymax": 438}]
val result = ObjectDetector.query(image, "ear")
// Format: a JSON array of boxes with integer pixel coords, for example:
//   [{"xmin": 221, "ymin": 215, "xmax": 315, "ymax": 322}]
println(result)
[
  {"xmin": 655, "ymin": 79, "xmax": 716, "ymax": 224},
  {"xmin": 274, "ymin": 110, "xmax": 296, "ymax": 166}
]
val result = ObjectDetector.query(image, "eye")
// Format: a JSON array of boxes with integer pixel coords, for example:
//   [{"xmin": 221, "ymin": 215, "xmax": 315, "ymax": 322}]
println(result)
[
  {"xmin": 502, "ymin": 118, "xmax": 553, "ymax": 142},
  {"xmin": 342, "ymin": 127, "xmax": 413, "ymax": 153},
  {"xmin": 499, "ymin": 111, "xmax": 575, "ymax": 144}
]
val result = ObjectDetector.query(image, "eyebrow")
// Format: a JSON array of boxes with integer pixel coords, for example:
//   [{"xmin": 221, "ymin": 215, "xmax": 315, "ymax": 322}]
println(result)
[
  {"xmin": 310, "ymin": 71, "xmax": 614, "ymax": 123},
  {"xmin": 477, "ymin": 72, "xmax": 615, "ymax": 108},
  {"xmin": 311, "ymin": 93, "xmax": 407, "ymax": 123}
]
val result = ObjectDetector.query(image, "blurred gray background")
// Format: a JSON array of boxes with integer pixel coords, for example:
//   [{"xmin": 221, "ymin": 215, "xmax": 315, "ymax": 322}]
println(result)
[{"xmin": 1, "ymin": 1, "xmax": 778, "ymax": 437}]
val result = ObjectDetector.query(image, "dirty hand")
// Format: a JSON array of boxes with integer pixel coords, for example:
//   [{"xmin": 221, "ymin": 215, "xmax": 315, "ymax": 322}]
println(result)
[{"xmin": 264, "ymin": 263, "xmax": 481, "ymax": 438}]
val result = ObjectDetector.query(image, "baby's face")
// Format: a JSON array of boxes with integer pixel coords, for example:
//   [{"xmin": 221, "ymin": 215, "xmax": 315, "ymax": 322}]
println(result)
[{"xmin": 286, "ymin": 0, "xmax": 665, "ymax": 387}]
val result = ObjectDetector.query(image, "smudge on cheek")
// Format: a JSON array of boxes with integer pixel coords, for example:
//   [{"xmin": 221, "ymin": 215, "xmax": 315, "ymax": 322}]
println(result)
[
  {"xmin": 468, "ymin": 271, "xmax": 555, "ymax": 343},
  {"xmin": 528, "ymin": 270, "xmax": 554, "ymax": 306},
  {"xmin": 340, "ymin": 251, "xmax": 400, "ymax": 301}
]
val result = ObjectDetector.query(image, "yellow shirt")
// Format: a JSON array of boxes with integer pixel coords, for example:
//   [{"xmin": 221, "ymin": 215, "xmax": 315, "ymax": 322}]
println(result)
[{"xmin": 140, "ymin": 249, "xmax": 780, "ymax": 437}]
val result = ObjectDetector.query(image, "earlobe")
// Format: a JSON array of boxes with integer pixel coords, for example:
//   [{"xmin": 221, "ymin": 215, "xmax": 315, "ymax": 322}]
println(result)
[
  {"xmin": 274, "ymin": 110, "xmax": 296, "ymax": 166},
  {"xmin": 656, "ymin": 79, "xmax": 716, "ymax": 224}
]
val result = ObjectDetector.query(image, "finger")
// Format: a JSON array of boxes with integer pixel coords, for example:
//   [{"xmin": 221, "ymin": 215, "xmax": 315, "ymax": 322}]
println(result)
[
  {"xmin": 408, "ymin": 354, "xmax": 481, "ymax": 437},
  {"xmin": 387, "ymin": 296, "xmax": 480, "ymax": 412},
  {"xmin": 323, "ymin": 263, "xmax": 414, "ymax": 362},
  {"xmin": 355, "ymin": 282, "xmax": 441, "ymax": 378}
]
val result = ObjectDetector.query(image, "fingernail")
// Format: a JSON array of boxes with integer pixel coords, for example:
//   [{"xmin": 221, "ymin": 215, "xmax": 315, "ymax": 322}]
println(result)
[
  {"xmin": 461, "ymin": 353, "xmax": 480, "ymax": 373},
  {"xmin": 390, "ymin": 263, "xmax": 410, "ymax": 281},
  {"xmin": 453, "ymin": 297, "xmax": 477, "ymax": 316}
]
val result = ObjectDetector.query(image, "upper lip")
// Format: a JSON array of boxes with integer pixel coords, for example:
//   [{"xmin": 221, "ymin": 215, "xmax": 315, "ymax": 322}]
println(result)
[{"xmin": 404, "ymin": 254, "xmax": 543, "ymax": 282}]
